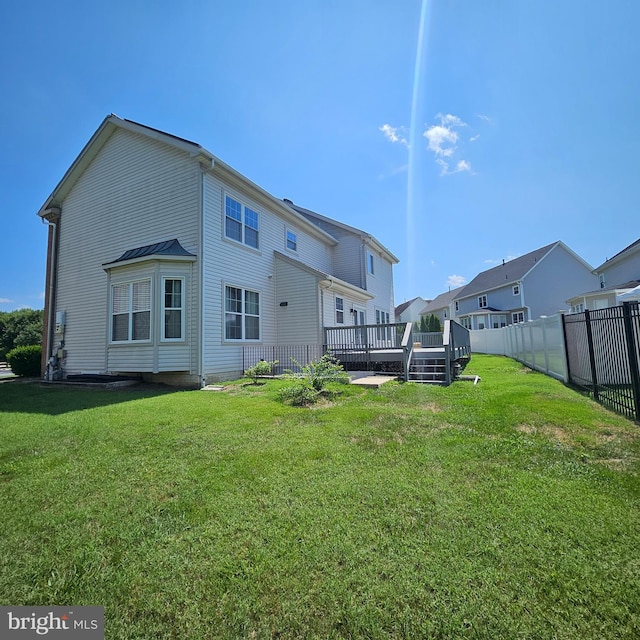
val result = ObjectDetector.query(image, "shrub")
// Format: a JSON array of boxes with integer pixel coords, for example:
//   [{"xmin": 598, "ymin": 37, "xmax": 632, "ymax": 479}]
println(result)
[
  {"xmin": 279, "ymin": 352, "xmax": 350, "ymax": 405},
  {"xmin": 244, "ymin": 359, "xmax": 278, "ymax": 384},
  {"xmin": 6, "ymin": 344, "xmax": 42, "ymax": 377}
]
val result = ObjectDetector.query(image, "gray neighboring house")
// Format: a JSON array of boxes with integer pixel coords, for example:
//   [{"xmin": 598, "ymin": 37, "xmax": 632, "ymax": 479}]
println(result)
[
  {"xmin": 395, "ymin": 297, "xmax": 429, "ymax": 323},
  {"xmin": 454, "ymin": 241, "xmax": 597, "ymax": 330},
  {"xmin": 419, "ymin": 287, "xmax": 465, "ymax": 326},
  {"xmin": 567, "ymin": 238, "xmax": 640, "ymax": 311}
]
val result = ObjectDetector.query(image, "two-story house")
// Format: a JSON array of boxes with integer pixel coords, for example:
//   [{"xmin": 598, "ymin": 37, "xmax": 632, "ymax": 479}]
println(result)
[
  {"xmin": 394, "ymin": 297, "xmax": 429, "ymax": 324},
  {"xmin": 418, "ymin": 287, "xmax": 465, "ymax": 327},
  {"xmin": 454, "ymin": 242, "xmax": 597, "ymax": 330},
  {"xmin": 37, "ymin": 115, "xmax": 398, "ymax": 386},
  {"xmin": 567, "ymin": 238, "xmax": 640, "ymax": 311}
]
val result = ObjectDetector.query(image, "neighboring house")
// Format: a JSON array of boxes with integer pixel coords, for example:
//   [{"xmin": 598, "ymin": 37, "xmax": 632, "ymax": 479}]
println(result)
[
  {"xmin": 394, "ymin": 297, "xmax": 429, "ymax": 323},
  {"xmin": 37, "ymin": 115, "xmax": 398, "ymax": 386},
  {"xmin": 567, "ymin": 238, "xmax": 640, "ymax": 311},
  {"xmin": 454, "ymin": 242, "xmax": 597, "ymax": 330},
  {"xmin": 419, "ymin": 287, "xmax": 465, "ymax": 326}
]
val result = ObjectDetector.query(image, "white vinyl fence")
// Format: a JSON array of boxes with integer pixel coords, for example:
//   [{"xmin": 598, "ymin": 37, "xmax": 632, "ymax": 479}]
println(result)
[{"xmin": 470, "ymin": 314, "xmax": 568, "ymax": 382}]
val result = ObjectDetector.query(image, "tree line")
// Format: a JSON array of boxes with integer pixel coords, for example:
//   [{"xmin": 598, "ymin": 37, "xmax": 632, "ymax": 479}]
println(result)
[{"xmin": 0, "ymin": 309, "xmax": 43, "ymax": 361}]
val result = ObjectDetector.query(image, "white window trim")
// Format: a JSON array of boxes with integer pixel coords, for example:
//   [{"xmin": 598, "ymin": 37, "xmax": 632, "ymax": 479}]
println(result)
[
  {"xmin": 285, "ymin": 229, "xmax": 298, "ymax": 252},
  {"xmin": 478, "ymin": 295, "xmax": 488, "ymax": 309},
  {"xmin": 512, "ymin": 311, "xmax": 525, "ymax": 324},
  {"xmin": 335, "ymin": 296, "xmax": 344, "ymax": 324},
  {"xmin": 224, "ymin": 193, "xmax": 260, "ymax": 251},
  {"xmin": 110, "ymin": 278, "xmax": 152, "ymax": 344},
  {"xmin": 513, "ymin": 285, "xmax": 520, "ymax": 296},
  {"xmin": 367, "ymin": 251, "xmax": 375, "ymax": 276},
  {"xmin": 161, "ymin": 276, "xmax": 185, "ymax": 342},
  {"xmin": 224, "ymin": 284, "xmax": 261, "ymax": 342}
]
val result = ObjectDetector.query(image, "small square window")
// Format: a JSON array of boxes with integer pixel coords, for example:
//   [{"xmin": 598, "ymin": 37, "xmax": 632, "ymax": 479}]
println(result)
[{"xmin": 513, "ymin": 285, "xmax": 520, "ymax": 296}]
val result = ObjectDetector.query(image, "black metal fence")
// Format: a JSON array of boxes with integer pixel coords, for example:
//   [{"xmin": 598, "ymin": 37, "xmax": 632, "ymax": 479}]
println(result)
[
  {"xmin": 563, "ymin": 302, "xmax": 640, "ymax": 422},
  {"xmin": 243, "ymin": 344, "xmax": 325, "ymax": 375}
]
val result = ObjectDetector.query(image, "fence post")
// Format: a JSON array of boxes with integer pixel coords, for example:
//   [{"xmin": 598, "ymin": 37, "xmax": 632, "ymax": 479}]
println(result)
[
  {"xmin": 560, "ymin": 314, "xmax": 571, "ymax": 384},
  {"xmin": 584, "ymin": 309, "xmax": 599, "ymax": 401},
  {"xmin": 622, "ymin": 302, "xmax": 640, "ymax": 422}
]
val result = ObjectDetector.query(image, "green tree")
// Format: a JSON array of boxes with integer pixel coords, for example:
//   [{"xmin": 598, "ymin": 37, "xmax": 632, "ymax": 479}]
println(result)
[{"xmin": 0, "ymin": 309, "xmax": 44, "ymax": 361}]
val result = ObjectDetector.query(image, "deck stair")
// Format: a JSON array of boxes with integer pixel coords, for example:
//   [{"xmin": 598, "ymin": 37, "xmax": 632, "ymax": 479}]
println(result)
[{"xmin": 408, "ymin": 355, "xmax": 448, "ymax": 384}]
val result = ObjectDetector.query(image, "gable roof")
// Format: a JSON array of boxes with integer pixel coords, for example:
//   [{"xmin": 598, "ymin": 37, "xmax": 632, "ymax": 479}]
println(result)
[
  {"xmin": 284, "ymin": 199, "xmax": 399, "ymax": 264},
  {"xmin": 420, "ymin": 287, "xmax": 466, "ymax": 314},
  {"xmin": 595, "ymin": 238, "xmax": 640, "ymax": 272},
  {"xmin": 457, "ymin": 242, "xmax": 562, "ymax": 299},
  {"xmin": 395, "ymin": 297, "xmax": 425, "ymax": 316},
  {"xmin": 37, "ymin": 114, "xmax": 338, "ymax": 248}
]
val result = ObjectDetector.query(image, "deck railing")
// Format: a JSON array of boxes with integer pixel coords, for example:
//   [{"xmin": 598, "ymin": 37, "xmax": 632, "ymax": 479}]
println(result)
[
  {"xmin": 324, "ymin": 322, "xmax": 407, "ymax": 351},
  {"xmin": 413, "ymin": 332, "xmax": 444, "ymax": 347},
  {"xmin": 442, "ymin": 320, "xmax": 472, "ymax": 385}
]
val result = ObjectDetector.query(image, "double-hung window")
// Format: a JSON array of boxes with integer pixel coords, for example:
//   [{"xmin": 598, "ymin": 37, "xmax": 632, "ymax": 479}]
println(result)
[
  {"xmin": 163, "ymin": 277, "xmax": 184, "ymax": 341},
  {"xmin": 225, "ymin": 285, "xmax": 260, "ymax": 340},
  {"xmin": 225, "ymin": 195, "xmax": 259, "ymax": 249},
  {"xmin": 512, "ymin": 311, "xmax": 524, "ymax": 324},
  {"xmin": 335, "ymin": 297, "xmax": 344, "ymax": 324},
  {"xmin": 478, "ymin": 295, "xmax": 488, "ymax": 309},
  {"xmin": 286, "ymin": 230, "xmax": 297, "ymax": 252},
  {"xmin": 111, "ymin": 279, "xmax": 151, "ymax": 342}
]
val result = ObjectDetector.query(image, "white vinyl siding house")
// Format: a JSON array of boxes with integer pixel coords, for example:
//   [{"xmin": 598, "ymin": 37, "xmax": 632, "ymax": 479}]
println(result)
[{"xmin": 38, "ymin": 115, "xmax": 398, "ymax": 386}]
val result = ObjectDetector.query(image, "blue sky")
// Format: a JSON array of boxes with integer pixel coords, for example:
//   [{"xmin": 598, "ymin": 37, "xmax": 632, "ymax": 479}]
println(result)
[{"xmin": 1, "ymin": 0, "xmax": 639, "ymax": 311}]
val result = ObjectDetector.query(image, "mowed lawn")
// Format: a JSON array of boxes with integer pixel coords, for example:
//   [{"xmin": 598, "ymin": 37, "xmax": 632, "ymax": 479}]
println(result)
[{"xmin": 0, "ymin": 355, "xmax": 638, "ymax": 639}]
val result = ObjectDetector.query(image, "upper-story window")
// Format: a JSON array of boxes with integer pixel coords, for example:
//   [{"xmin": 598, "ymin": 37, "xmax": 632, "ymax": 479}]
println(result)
[
  {"xmin": 478, "ymin": 295, "xmax": 488, "ymax": 308},
  {"xmin": 225, "ymin": 195, "xmax": 259, "ymax": 249},
  {"xmin": 599, "ymin": 274, "xmax": 606, "ymax": 289},
  {"xmin": 286, "ymin": 230, "xmax": 297, "ymax": 252},
  {"xmin": 336, "ymin": 297, "xmax": 344, "ymax": 324},
  {"xmin": 455, "ymin": 301, "xmax": 459, "ymax": 312},
  {"xmin": 513, "ymin": 285, "xmax": 520, "ymax": 296},
  {"xmin": 367, "ymin": 252, "xmax": 375, "ymax": 275}
]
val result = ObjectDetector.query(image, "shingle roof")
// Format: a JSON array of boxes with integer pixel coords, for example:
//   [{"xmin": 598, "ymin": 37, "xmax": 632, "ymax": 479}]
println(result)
[
  {"xmin": 395, "ymin": 297, "xmax": 424, "ymax": 316},
  {"xmin": 105, "ymin": 239, "xmax": 195, "ymax": 265},
  {"xmin": 572, "ymin": 280, "xmax": 640, "ymax": 298},
  {"xmin": 595, "ymin": 238, "xmax": 640, "ymax": 271},
  {"xmin": 457, "ymin": 242, "xmax": 559, "ymax": 299},
  {"xmin": 421, "ymin": 286, "xmax": 466, "ymax": 313}
]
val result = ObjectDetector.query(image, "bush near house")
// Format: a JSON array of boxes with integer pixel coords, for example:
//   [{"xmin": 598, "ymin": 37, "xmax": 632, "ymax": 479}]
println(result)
[
  {"xmin": 0, "ymin": 309, "xmax": 43, "ymax": 360},
  {"xmin": 6, "ymin": 344, "xmax": 42, "ymax": 377}
]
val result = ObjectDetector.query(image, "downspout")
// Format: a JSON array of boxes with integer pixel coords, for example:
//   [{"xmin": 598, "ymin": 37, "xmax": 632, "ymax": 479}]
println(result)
[{"xmin": 41, "ymin": 208, "xmax": 60, "ymax": 380}]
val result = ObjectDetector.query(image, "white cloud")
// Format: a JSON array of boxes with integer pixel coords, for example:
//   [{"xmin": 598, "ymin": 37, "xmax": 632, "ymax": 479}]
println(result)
[
  {"xmin": 424, "ymin": 125, "xmax": 458, "ymax": 157},
  {"xmin": 379, "ymin": 124, "xmax": 408, "ymax": 146},
  {"xmin": 447, "ymin": 275, "xmax": 467, "ymax": 288},
  {"xmin": 470, "ymin": 134, "xmax": 480, "ymax": 142},
  {"xmin": 0, "ymin": 297, "xmax": 12, "ymax": 304},
  {"xmin": 436, "ymin": 159, "xmax": 473, "ymax": 176},
  {"xmin": 476, "ymin": 114, "xmax": 493, "ymax": 124},
  {"xmin": 437, "ymin": 113, "xmax": 467, "ymax": 128}
]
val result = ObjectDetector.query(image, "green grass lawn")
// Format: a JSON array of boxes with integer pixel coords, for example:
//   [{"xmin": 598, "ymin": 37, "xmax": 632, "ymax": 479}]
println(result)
[{"xmin": 1, "ymin": 355, "xmax": 639, "ymax": 639}]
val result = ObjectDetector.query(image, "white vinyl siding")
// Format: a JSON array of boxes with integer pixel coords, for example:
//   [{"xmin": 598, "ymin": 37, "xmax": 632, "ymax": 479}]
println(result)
[
  {"xmin": 274, "ymin": 255, "xmax": 321, "ymax": 344},
  {"xmin": 201, "ymin": 174, "xmax": 333, "ymax": 380},
  {"xmin": 55, "ymin": 127, "xmax": 199, "ymax": 375}
]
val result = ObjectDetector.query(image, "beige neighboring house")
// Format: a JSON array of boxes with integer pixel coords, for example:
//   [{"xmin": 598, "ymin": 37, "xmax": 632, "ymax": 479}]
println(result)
[
  {"xmin": 37, "ymin": 115, "xmax": 399, "ymax": 386},
  {"xmin": 567, "ymin": 238, "xmax": 640, "ymax": 311},
  {"xmin": 395, "ymin": 297, "xmax": 429, "ymax": 323}
]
